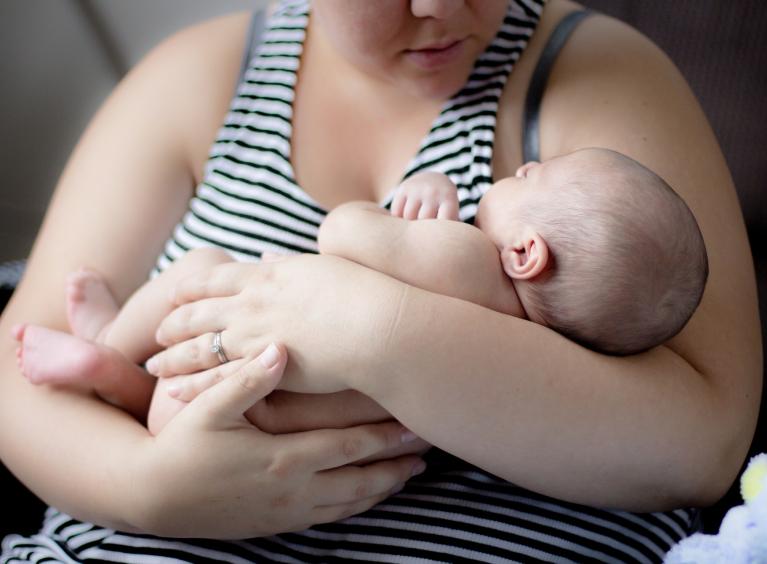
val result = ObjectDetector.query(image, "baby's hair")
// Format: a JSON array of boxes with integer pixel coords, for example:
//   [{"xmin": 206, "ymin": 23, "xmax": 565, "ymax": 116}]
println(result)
[{"xmin": 516, "ymin": 149, "xmax": 708, "ymax": 355}]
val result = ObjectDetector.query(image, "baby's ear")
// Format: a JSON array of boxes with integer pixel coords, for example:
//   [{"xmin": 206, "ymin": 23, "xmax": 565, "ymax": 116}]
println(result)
[{"xmin": 500, "ymin": 231, "xmax": 550, "ymax": 280}]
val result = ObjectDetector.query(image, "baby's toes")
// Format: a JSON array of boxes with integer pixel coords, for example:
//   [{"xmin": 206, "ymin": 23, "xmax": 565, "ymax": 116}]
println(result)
[
  {"xmin": 66, "ymin": 268, "xmax": 95, "ymax": 303},
  {"xmin": 10, "ymin": 323, "xmax": 26, "ymax": 342}
]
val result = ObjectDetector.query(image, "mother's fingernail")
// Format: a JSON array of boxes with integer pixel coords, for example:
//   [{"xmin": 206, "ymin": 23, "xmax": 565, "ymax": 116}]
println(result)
[
  {"xmin": 411, "ymin": 461, "xmax": 427, "ymax": 477},
  {"xmin": 401, "ymin": 429, "xmax": 419, "ymax": 443},
  {"xmin": 145, "ymin": 357, "xmax": 158, "ymax": 374},
  {"xmin": 258, "ymin": 343, "xmax": 281, "ymax": 369}
]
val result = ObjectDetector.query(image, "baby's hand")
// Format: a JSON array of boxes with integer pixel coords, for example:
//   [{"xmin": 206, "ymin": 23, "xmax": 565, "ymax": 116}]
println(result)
[{"xmin": 390, "ymin": 171, "xmax": 459, "ymax": 221}]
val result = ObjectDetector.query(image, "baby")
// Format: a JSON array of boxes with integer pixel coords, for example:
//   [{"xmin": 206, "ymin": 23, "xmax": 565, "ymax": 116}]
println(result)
[
  {"xmin": 12, "ymin": 147, "xmax": 708, "ymax": 434},
  {"xmin": 321, "ymin": 147, "xmax": 709, "ymax": 356}
]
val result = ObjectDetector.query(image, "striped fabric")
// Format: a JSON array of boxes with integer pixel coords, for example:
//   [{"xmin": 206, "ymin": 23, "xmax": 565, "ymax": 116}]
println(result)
[{"xmin": 2, "ymin": 1, "xmax": 699, "ymax": 562}]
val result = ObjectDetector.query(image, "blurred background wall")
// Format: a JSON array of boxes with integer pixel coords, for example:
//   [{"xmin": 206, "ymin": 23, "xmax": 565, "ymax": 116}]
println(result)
[{"xmin": 0, "ymin": 0, "xmax": 262, "ymax": 262}]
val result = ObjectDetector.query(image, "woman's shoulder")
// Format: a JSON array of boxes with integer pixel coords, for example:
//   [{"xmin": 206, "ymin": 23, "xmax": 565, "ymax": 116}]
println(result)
[
  {"xmin": 534, "ymin": 3, "xmax": 685, "ymax": 157},
  {"xmin": 494, "ymin": 0, "xmax": 700, "ymax": 173},
  {"xmin": 497, "ymin": 0, "xmax": 673, "ymax": 174},
  {"xmin": 132, "ymin": 10, "xmax": 252, "ymax": 104}
]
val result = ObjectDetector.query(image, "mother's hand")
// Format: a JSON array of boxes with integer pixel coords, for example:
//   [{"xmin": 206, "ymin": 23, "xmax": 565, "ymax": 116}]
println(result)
[
  {"xmin": 147, "ymin": 254, "xmax": 403, "ymax": 395},
  {"xmin": 133, "ymin": 345, "xmax": 425, "ymax": 539}
]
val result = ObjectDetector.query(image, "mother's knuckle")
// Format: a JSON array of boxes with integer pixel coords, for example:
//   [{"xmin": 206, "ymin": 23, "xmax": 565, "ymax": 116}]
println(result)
[
  {"xmin": 268, "ymin": 492, "xmax": 294, "ymax": 509},
  {"xmin": 373, "ymin": 425, "xmax": 395, "ymax": 448},
  {"xmin": 235, "ymin": 370, "xmax": 259, "ymax": 393},
  {"xmin": 211, "ymin": 368, "xmax": 226, "ymax": 384},
  {"xmin": 267, "ymin": 451, "xmax": 298, "ymax": 479},
  {"xmin": 174, "ymin": 307, "xmax": 192, "ymax": 332},
  {"xmin": 353, "ymin": 478, "xmax": 372, "ymax": 499},
  {"xmin": 340, "ymin": 437, "xmax": 363, "ymax": 460}
]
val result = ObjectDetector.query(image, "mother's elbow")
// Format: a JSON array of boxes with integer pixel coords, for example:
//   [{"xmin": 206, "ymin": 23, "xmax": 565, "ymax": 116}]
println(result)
[{"xmin": 681, "ymin": 398, "xmax": 759, "ymax": 508}]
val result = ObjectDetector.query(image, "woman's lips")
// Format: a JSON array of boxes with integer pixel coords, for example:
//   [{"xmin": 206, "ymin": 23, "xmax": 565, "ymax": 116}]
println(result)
[{"xmin": 405, "ymin": 39, "xmax": 465, "ymax": 71}]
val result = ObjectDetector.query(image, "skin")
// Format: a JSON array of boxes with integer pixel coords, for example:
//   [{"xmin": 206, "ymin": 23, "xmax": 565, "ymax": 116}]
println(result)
[
  {"xmin": 149, "ymin": 1, "xmax": 761, "ymax": 511},
  {"xmin": 0, "ymin": 0, "xmax": 760, "ymax": 539},
  {"xmin": 0, "ymin": 8, "xmax": 424, "ymax": 536}
]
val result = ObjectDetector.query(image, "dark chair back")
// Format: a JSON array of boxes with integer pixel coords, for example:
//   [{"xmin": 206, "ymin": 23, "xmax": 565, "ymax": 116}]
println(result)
[{"xmin": 581, "ymin": 0, "xmax": 767, "ymax": 531}]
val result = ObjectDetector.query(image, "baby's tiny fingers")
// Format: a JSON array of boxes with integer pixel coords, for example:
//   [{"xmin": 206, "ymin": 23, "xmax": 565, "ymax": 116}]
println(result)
[
  {"xmin": 390, "ymin": 191, "xmax": 407, "ymax": 218},
  {"xmin": 403, "ymin": 197, "xmax": 422, "ymax": 220},
  {"xmin": 437, "ymin": 200, "xmax": 459, "ymax": 221},
  {"xmin": 417, "ymin": 201, "xmax": 439, "ymax": 219}
]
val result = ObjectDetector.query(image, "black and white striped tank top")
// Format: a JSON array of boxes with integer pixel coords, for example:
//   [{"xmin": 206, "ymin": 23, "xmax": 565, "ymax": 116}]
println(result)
[{"xmin": 1, "ymin": 1, "xmax": 700, "ymax": 562}]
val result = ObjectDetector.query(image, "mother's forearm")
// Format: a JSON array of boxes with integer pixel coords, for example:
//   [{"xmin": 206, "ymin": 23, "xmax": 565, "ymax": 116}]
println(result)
[
  {"xmin": 250, "ymin": 389, "xmax": 392, "ymax": 434},
  {"xmin": 355, "ymin": 284, "xmax": 735, "ymax": 512},
  {"xmin": 0, "ymin": 343, "xmax": 147, "ymax": 531}
]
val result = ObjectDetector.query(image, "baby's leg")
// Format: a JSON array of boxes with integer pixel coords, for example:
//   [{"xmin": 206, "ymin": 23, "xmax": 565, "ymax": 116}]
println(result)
[
  {"xmin": 12, "ymin": 324, "xmax": 155, "ymax": 421},
  {"xmin": 318, "ymin": 202, "xmax": 520, "ymax": 315},
  {"xmin": 66, "ymin": 269, "xmax": 120, "ymax": 342},
  {"xmin": 98, "ymin": 247, "xmax": 233, "ymax": 363}
]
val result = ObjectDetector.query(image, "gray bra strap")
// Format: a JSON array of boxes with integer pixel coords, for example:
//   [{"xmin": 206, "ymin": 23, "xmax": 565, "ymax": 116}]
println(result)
[
  {"xmin": 522, "ymin": 10, "xmax": 592, "ymax": 163},
  {"xmin": 237, "ymin": 8, "xmax": 267, "ymax": 87}
]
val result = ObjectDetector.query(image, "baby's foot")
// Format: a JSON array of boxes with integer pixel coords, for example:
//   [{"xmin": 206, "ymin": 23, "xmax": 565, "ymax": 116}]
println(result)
[
  {"xmin": 390, "ymin": 171, "xmax": 460, "ymax": 221},
  {"xmin": 66, "ymin": 268, "xmax": 118, "ymax": 342},
  {"xmin": 13, "ymin": 324, "xmax": 107, "ymax": 386}
]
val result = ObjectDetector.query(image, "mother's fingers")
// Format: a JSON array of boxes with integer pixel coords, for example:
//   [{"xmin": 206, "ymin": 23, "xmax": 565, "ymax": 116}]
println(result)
[
  {"xmin": 156, "ymin": 296, "xmax": 236, "ymax": 347},
  {"xmin": 312, "ymin": 456, "xmax": 424, "ymax": 506},
  {"xmin": 312, "ymin": 492, "xmax": 393, "ymax": 527},
  {"xmin": 190, "ymin": 344, "xmax": 287, "ymax": 427},
  {"xmin": 148, "ymin": 331, "xmax": 235, "ymax": 377},
  {"xmin": 172, "ymin": 261, "xmax": 261, "ymax": 306},
  {"xmin": 286, "ymin": 421, "xmax": 423, "ymax": 472},
  {"xmin": 162, "ymin": 359, "xmax": 247, "ymax": 402}
]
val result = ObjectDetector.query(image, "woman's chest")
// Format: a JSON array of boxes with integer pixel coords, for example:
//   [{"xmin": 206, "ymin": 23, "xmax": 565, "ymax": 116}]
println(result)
[{"xmin": 289, "ymin": 84, "xmax": 441, "ymax": 211}]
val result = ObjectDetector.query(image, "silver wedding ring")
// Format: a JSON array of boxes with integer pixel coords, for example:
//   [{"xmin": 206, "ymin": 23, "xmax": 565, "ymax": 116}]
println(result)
[{"xmin": 211, "ymin": 331, "xmax": 229, "ymax": 364}]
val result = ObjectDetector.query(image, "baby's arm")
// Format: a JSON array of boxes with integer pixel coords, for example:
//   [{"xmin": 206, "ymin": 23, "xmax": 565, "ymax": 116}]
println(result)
[
  {"xmin": 390, "ymin": 171, "xmax": 460, "ymax": 220},
  {"xmin": 318, "ymin": 202, "xmax": 521, "ymax": 316}
]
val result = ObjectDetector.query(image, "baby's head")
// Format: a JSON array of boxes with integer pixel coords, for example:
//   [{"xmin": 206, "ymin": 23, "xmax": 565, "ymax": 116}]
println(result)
[{"xmin": 476, "ymin": 148, "xmax": 708, "ymax": 355}]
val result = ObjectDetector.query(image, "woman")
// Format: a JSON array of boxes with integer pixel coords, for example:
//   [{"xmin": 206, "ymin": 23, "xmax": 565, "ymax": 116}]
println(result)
[{"xmin": 0, "ymin": 0, "xmax": 760, "ymax": 561}]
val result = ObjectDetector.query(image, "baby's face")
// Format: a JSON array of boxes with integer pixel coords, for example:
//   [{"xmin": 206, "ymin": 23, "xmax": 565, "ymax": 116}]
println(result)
[{"xmin": 476, "ymin": 148, "xmax": 613, "ymax": 248}]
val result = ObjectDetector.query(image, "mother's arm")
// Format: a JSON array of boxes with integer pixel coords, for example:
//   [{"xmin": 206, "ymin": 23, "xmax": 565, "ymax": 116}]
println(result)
[
  {"xmin": 149, "ymin": 8, "xmax": 760, "ymax": 512},
  {"xmin": 0, "ymin": 13, "xmax": 420, "ymax": 535},
  {"xmin": 362, "ymin": 13, "xmax": 761, "ymax": 510},
  {"xmin": 0, "ymin": 12, "xmax": 222, "ymax": 528}
]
